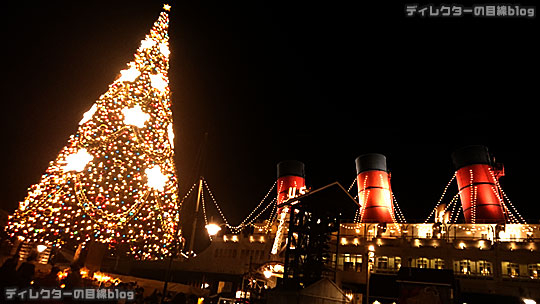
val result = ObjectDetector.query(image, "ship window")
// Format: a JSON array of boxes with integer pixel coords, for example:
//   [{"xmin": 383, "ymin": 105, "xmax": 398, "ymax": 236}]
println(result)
[
  {"xmin": 377, "ymin": 256, "xmax": 388, "ymax": 269},
  {"xmin": 477, "ymin": 260, "xmax": 492, "ymax": 276},
  {"xmin": 417, "ymin": 258, "xmax": 428, "ymax": 269},
  {"xmin": 394, "ymin": 257, "xmax": 401, "ymax": 270},
  {"xmin": 454, "ymin": 260, "xmax": 471, "ymax": 275},
  {"xmin": 528, "ymin": 264, "xmax": 539, "ymax": 279},
  {"xmin": 507, "ymin": 262, "xmax": 519, "ymax": 277},
  {"xmin": 434, "ymin": 258, "xmax": 444, "ymax": 270}
]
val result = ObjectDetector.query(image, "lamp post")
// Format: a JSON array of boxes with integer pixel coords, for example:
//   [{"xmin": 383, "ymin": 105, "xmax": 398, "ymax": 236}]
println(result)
[{"xmin": 366, "ymin": 244, "xmax": 375, "ymax": 304}]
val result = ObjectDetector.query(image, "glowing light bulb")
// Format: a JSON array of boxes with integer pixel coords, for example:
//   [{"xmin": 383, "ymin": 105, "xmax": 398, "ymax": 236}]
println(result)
[
  {"xmin": 167, "ymin": 124, "xmax": 175, "ymax": 148},
  {"xmin": 263, "ymin": 270, "xmax": 272, "ymax": 278},
  {"xmin": 118, "ymin": 66, "xmax": 141, "ymax": 82},
  {"xmin": 159, "ymin": 43, "xmax": 170, "ymax": 57},
  {"xmin": 205, "ymin": 223, "xmax": 222, "ymax": 236},
  {"xmin": 64, "ymin": 149, "xmax": 93, "ymax": 172},
  {"xmin": 122, "ymin": 105, "xmax": 150, "ymax": 128},
  {"xmin": 145, "ymin": 166, "xmax": 167, "ymax": 191},
  {"xmin": 140, "ymin": 38, "xmax": 156, "ymax": 50},
  {"xmin": 37, "ymin": 244, "xmax": 47, "ymax": 253},
  {"xmin": 150, "ymin": 73, "xmax": 167, "ymax": 92},
  {"xmin": 79, "ymin": 104, "xmax": 97, "ymax": 125}
]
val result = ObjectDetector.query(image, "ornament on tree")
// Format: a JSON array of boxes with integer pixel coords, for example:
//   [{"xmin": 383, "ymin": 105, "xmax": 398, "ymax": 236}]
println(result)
[{"xmin": 6, "ymin": 4, "xmax": 180, "ymax": 260}]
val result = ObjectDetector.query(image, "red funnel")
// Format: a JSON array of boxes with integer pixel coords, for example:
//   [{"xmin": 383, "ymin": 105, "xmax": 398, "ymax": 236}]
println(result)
[
  {"xmin": 355, "ymin": 154, "xmax": 396, "ymax": 223},
  {"xmin": 452, "ymin": 146, "xmax": 506, "ymax": 224},
  {"xmin": 276, "ymin": 161, "xmax": 306, "ymax": 212}
]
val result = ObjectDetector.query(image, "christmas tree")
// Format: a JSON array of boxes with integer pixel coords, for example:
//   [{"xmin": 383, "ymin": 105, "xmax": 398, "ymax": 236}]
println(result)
[{"xmin": 6, "ymin": 4, "xmax": 180, "ymax": 260}]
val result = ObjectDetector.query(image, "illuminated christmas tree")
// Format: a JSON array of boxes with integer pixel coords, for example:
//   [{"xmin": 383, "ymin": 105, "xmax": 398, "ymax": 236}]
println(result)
[{"xmin": 6, "ymin": 4, "xmax": 180, "ymax": 260}]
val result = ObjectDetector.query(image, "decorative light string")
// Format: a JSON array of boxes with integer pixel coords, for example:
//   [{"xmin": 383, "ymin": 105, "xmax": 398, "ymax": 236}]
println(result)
[
  {"xmin": 392, "ymin": 193, "xmax": 406, "ymax": 223},
  {"xmin": 450, "ymin": 196, "xmax": 462, "ymax": 223},
  {"xmin": 202, "ymin": 178, "xmax": 277, "ymax": 233},
  {"xmin": 358, "ymin": 175, "xmax": 369, "ymax": 223},
  {"xmin": 487, "ymin": 167, "xmax": 526, "ymax": 224},
  {"xmin": 424, "ymin": 172, "xmax": 456, "ymax": 223},
  {"xmin": 347, "ymin": 177, "xmax": 357, "ymax": 192}
]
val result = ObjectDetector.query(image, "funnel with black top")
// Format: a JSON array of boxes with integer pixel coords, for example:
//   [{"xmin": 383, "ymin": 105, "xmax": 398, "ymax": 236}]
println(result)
[
  {"xmin": 276, "ymin": 160, "xmax": 306, "ymax": 212},
  {"xmin": 355, "ymin": 154, "xmax": 395, "ymax": 223},
  {"xmin": 452, "ymin": 145, "xmax": 506, "ymax": 223}
]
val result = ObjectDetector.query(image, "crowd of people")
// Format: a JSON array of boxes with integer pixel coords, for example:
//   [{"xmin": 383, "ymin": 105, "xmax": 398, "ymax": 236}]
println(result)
[{"xmin": 0, "ymin": 254, "xmax": 204, "ymax": 304}]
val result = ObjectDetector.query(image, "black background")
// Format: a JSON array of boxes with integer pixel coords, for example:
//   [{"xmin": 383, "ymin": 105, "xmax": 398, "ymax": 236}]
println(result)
[{"xmin": 0, "ymin": 0, "xmax": 537, "ymax": 237}]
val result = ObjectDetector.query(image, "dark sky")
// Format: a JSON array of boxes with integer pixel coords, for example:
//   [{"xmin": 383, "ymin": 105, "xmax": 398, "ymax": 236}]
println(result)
[{"xmin": 1, "ymin": 0, "xmax": 538, "ymax": 228}]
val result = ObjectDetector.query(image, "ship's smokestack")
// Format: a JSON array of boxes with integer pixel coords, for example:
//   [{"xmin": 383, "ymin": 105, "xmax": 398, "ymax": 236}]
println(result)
[
  {"xmin": 452, "ymin": 145, "xmax": 506, "ymax": 224},
  {"xmin": 276, "ymin": 160, "xmax": 306, "ymax": 211},
  {"xmin": 355, "ymin": 154, "xmax": 396, "ymax": 223}
]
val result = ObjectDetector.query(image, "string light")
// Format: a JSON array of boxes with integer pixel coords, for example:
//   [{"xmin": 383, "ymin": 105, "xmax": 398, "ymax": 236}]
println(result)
[
  {"xmin": 392, "ymin": 193, "xmax": 406, "ymax": 223},
  {"xmin": 347, "ymin": 177, "xmax": 356, "ymax": 192},
  {"xmin": 424, "ymin": 173, "xmax": 456, "ymax": 223},
  {"xmin": 488, "ymin": 167, "xmax": 526, "ymax": 224},
  {"xmin": 358, "ymin": 175, "xmax": 368, "ymax": 223},
  {"xmin": 202, "ymin": 179, "xmax": 277, "ymax": 233}
]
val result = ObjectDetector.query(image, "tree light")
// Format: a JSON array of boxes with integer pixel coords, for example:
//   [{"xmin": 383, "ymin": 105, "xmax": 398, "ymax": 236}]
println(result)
[
  {"xmin": 160, "ymin": 43, "xmax": 170, "ymax": 57},
  {"xmin": 145, "ymin": 166, "xmax": 167, "ymax": 191},
  {"xmin": 118, "ymin": 66, "xmax": 141, "ymax": 82},
  {"xmin": 168, "ymin": 124, "xmax": 175, "ymax": 148},
  {"xmin": 64, "ymin": 149, "xmax": 93, "ymax": 172},
  {"xmin": 122, "ymin": 105, "xmax": 150, "ymax": 128},
  {"xmin": 150, "ymin": 73, "xmax": 167, "ymax": 92},
  {"xmin": 205, "ymin": 223, "xmax": 222, "ymax": 236},
  {"xmin": 79, "ymin": 104, "xmax": 97, "ymax": 125},
  {"xmin": 263, "ymin": 270, "xmax": 273, "ymax": 278},
  {"xmin": 36, "ymin": 244, "xmax": 47, "ymax": 253},
  {"xmin": 140, "ymin": 38, "xmax": 156, "ymax": 50}
]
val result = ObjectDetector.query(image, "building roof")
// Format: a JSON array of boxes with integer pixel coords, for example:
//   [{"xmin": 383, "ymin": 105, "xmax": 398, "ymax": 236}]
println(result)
[{"xmin": 300, "ymin": 278, "xmax": 350, "ymax": 303}]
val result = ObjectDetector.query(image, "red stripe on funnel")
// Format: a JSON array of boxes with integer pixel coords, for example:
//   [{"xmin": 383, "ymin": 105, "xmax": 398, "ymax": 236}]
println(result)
[
  {"xmin": 357, "ymin": 170, "xmax": 395, "ymax": 223},
  {"xmin": 455, "ymin": 164, "xmax": 506, "ymax": 223}
]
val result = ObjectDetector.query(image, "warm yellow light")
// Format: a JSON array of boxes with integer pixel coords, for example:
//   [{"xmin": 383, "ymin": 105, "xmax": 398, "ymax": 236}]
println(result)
[
  {"xmin": 150, "ymin": 73, "xmax": 167, "ymax": 92},
  {"xmin": 459, "ymin": 242, "xmax": 466, "ymax": 249},
  {"xmin": 205, "ymin": 223, "xmax": 222, "ymax": 236},
  {"xmin": 36, "ymin": 244, "xmax": 47, "ymax": 253},
  {"xmin": 118, "ymin": 66, "xmax": 141, "ymax": 82},
  {"xmin": 140, "ymin": 38, "xmax": 156, "ymax": 50},
  {"xmin": 79, "ymin": 104, "xmax": 97, "ymax": 125},
  {"xmin": 368, "ymin": 245, "xmax": 375, "ymax": 252},
  {"xmin": 145, "ymin": 166, "xmax": 167, "ymax": 191},
  {"xmin": 122, "ymin": 105, "xmax": 150, "ymax": 128},
  {"xmin": 64, "ymin": 149, "xmax": 93, "ymax": 172},
  {"xmin": 263, "ymin": 270, "xmax": 273, "ymax": 278},
  {"xmin": 160, "ymin": 43, "xmax": 170, "ymax": 57},
  {"xmin": 163, "ymin": 4, "xmax": 171, "ymax": 11},
  {"xmin": 231, "ymin": 235, "xmax": 238, "ymax": 242},
  {"xmin": 167, "ymin": 124, "xmax": 175, "ymax": 148}
]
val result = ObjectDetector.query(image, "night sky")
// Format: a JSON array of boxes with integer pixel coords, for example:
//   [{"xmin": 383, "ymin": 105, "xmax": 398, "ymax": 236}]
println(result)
[{"xmin": 1, "ymin": 0, "xmax": 538, "ymax": 231}]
